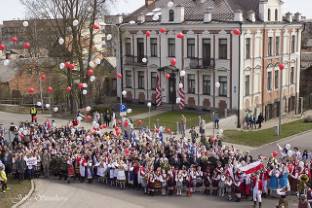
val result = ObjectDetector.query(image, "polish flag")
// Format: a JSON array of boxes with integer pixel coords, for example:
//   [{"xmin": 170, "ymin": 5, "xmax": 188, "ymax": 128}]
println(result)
[{"xmin": 239, "ymin": 161, "xmax": 264, "ymax": 175}]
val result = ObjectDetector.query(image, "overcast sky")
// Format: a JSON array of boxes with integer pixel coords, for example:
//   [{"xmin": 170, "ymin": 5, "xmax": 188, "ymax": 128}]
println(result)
[{"xmin": 0, "ymin": 0, "xmax": 311, "ymax": 22}]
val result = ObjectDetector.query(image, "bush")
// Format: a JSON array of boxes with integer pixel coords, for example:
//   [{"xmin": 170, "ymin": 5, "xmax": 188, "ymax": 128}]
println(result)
[{"xmin": 304, "ymin": 115, "xmax": 312, "ymax": 123}]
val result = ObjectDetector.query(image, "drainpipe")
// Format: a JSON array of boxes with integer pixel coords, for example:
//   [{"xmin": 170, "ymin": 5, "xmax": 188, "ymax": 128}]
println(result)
[{"xmin": 237, "ymin": 22, "xmax": 242, "ymax": 128}]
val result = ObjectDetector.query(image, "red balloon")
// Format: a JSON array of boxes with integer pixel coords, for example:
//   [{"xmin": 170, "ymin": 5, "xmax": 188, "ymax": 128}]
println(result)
[
  {"xmin": 47, "ymin": 86, "xmax": 54, "ymax": 94},
  {"xmin": 145, "ymin": 31, "xmax": 151, "ymax": 37},
  {"xmin": 23, "ymin": 42, "xmax": 31, "ymax": 49},
  {"xmin": 0, "ymin": 44, "xmax": 5, "ymax": 51},
  {"xmin": 117, "ymin": 120, "xmax": 122, "ymax": 126},
  {"xmin": 170, "ymin": 58, "xmax": 176, "ymax": 66},
  {"xmin": 124, "ymin": 120, "xmax": 129, "ymax": 128},
  {"xmin": 165, "ymin": 73, "xmax": 171, "ymax": 80},
  {"xmin": 87, "ymin": 68, "xmax": 94, "ymax": 77},
  {"xmin": 92, "ymin": 23, "xmax": 100, "ymax": 30},
  {"xmin": 85, "ymin": 115, "xmax": 93, "ymax": 122},
  {"xmin": 100, "ymin": 124, "xmax": 107, "ymax": 129},
  {"xmin": 117, "ymin": 73, "xmax": 123, "ymax": 79},
  {"xmin": 66, "ymin": 86, "xmax": 72, "ymax": 93},
  {"xmin": 176, "ymin": 32, "xmax": 184, "ymax": 39},
  {"xmin": 278, "ymin": 63, "xmax": 285, "ymax": 71},
  {"xmin": 27, "ymin": 87, "xmax": 35, "ymax": 95},
  {"xmin": 231, "ymin": 28, "xmax": 241, "ymax": 36},
  {"xmin": 78, "ymin": 83, "xmax": 84, "ymax": 90},
  {"xmin": 10, "ymin": 36, "xmax": 18, "ymax": 43},
  {"xmin": 160, "ymin": 28, "xmax": 166, "ymax": 33},
  {"xmin": 67, "ymin": 63, "xmax": 75, "ymax": 70},
  {"xmin": 40, "ymin": 74, "xmax": 46, "ymax": 81},
  {"xmin": 272, "ymin": 151, "xmax": 279, "ymax": 158}
]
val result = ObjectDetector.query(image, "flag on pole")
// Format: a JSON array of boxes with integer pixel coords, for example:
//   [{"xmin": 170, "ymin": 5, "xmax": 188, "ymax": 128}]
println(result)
[
  {"xmin": 155, "ymin": 72, "xmax": 162, "ymax": 107},
  {"xmin": 178, "ymin": 82, "xmax": 185, "ymax": 110},
  {"xmin": 239, "ymin": 161, "xmax": 264, "ymax": 175}
]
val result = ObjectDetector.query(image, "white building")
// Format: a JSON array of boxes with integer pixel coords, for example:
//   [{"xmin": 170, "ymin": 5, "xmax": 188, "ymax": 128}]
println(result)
[{"xmin": 117, "ymin": 0, "xmax": 303, "ymax": 127}]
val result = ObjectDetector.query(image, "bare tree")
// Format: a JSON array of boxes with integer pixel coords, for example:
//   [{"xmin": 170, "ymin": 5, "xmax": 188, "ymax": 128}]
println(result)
[{"xmin": 20, "ymin": 0, "xmax": 113, "ymax": 113}]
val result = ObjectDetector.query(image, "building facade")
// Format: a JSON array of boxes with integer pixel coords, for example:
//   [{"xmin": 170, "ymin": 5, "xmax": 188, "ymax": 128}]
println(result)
[{"xmin": 117, "ymin": 0, "xmax": 303, "ymax": 126}]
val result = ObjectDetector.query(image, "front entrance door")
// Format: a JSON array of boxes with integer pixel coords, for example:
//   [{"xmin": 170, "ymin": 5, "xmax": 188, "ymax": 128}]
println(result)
[{"xmin": 168, "ymin": 73, "xmax": 176, "ymax": 104}]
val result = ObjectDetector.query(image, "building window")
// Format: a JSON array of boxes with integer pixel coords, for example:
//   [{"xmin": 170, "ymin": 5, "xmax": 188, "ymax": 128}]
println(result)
[
  {"xmin": 169, "ymin": 9, "xmax": 174, "ymax": 22},
  {"xmin": 187, "ymin": 38, "xmax": 195, "ymax": 58},
  {"xmin": 268, "ymin": 9, "xmax": 271, "ymax": 21},
  {"xmin": 291, "ymin": 35, "xmax": 296, "ymax": 53},
  {"xmin": 276, "ymin": 36, "xmax": 280, "ymax": 56},
  {"xmin": 275, "ymin": 9, "xmax": 278, "ymax": 21},
  {"xmin": 137, "ymin": 38, "xmax": 144, "ymax": 62},
  {"xmin": 125, "ymin": 71, "xmax": 132, "ymax": 88},
  {"xmin": 290, "ymin": 67, "xmax": 295, "ymax": 84},
  {"xmin": 219, "ymin": 39, "xmax": 227, "ymax": 60},
  {"xmin": 125, "ymin": 38, "xmax": 131, "ymax": 56},
  {"xmin": 151, "ymin": 72, "xmax": 157, "ymax": 90},
  {"xmin": 202, "ymin": 38, "xmax": 211, "ymax": 66},
  {"xmin": 245, "ymin": 75, "xmax": 250, "ymax": 96},
  {"xmin": 268, "ymin": 37, "xmax": 273, "ymax": 57},
  {"xmin": 202, "ymin": 75, "xmax": 211, "ymax": 95},
  {"xmin": 138, "ymin": 71, "xmax": 145, "ymax": 89},
  {"xmin": 187, "ymin": 74, "xmax": 196, "ymax": 94},
  {"xmin": 150, "ymin": 38, "xmax": 157, "ymax": 57},
  {"xmin": 267, "ymin": 71, "xmax": 272, "ymax": 90},
  {"xmin": 219, "ymin": 76, "xmax": 227, "ymax": 97},
  {"xmin": 168, "ymin": 38, "xmax": 175, "ymax": 57},
  {"xmin": 275, "ymin": 70, "xmax": 279, "ymax": 89},
  {"xmin": 246, "ymin": 38, "xmax": 251, "ymax": 59}
]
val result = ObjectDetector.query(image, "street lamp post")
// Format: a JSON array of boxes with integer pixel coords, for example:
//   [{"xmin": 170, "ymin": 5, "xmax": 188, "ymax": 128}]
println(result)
[
  {"xmin": 147, "ymin": 102, "xmax": 152, "ymax": 129},
  {"xmin": 213, "ymin": 82, "xmax": 221, "ymax": 136},
  {"xmin": 278, "ymin": 63, "xmax": 285, "ymax": 136}
]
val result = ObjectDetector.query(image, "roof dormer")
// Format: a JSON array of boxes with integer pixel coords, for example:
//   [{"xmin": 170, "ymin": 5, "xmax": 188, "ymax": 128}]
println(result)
[
  {"xmin": 161, "ymin": 5, "xmax": 185, "ymax": 24},
  {"xmin": 259, "ymin": 0, "xmax": 283, "ymax": 22}
]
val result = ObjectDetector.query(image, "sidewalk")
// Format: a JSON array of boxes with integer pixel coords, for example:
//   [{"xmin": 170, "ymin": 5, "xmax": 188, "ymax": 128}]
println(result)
[{"xmin": 129, "ymin": 109, "xmax": 168, "ymax": 120}]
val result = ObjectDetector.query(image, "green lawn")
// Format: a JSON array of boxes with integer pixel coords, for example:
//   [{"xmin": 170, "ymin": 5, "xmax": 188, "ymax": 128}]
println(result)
[
  {"xmin": 127, "ymin": 106, "xmax": 150, "ymax": 116},
  {"xmin": 134, "ymin": 111, "xmax": 211, "ymax": 132},
  {"xmin": 0, "ymin": 176, "xmax": 31, "ymax": 208},
  {"xmin": 223, "ymin": 120, "xmax": 312, "ymax": 147}
]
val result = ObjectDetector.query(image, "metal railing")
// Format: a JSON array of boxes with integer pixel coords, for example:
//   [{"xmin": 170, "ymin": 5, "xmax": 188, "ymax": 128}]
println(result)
[{"xmin": 189, "ymin": 58, "xmax": 214, "ymax": 69}]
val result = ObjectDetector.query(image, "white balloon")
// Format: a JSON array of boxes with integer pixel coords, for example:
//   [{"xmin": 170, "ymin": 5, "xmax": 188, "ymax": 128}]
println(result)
[
  {"xmin": 106, "ymin": 34, "xmax": 112, "ymax": 41},
  {"xmin": 89, "ymin": 61, "xmax": 96, "ymax": 68},
  {"xmin": 73, "ymin": 19, "xmax": 79, "ymax": 27},
  {"xmin": 36, "ymin": 102, "xmax": 42, "ymax": 107},
  {"xmin": 167, "ymin": 1, "xmax": 174, "ymax": 8},
  {"xmin": 82, "ymin": 83, "xmax": 88, "ymax": 88},
  {"xmin": 176, "ymin": 97, "xmax": 181, "ymax": 104},
  {"xmin": 147, "ymin": 102, "xmax": 152, "ymax": 108},
  {"xmin": 53, "ymin": 107, "xmax": 59, "ymax": 112},
  {"xmin": 129, "ymin": 20, "xmax": 136, "ymax": 24},
  {"xmin": 142, "ymin": 58, "xmax": 147, "ymax": 63},
  {"xmin": 122, "ymin": 90, "xmax": 127, "ymax": 96},
  {"xmin": 82, "ymin": 89, "xmax": 88, "ymax": 95},
  {"xmin": 179, "ymin": 83, "xmax": 183, "ymax": 89},
  {"xmin": 127, "ymin": 108, "xmax": 132, "ymax": 114},
  {"xmin": 180, "ymin": 70, "xmax": 186, "ymax": 77},
  {"xmin": 87, "ymin": 6, "xmax": 93, "ymax": 12},
  {"xmin": 94, "ymin": 122, "xmax": 100, "ymax": 129},
  {"xmin": 3, "ymin": 59, "xmax": 10, "ymax": 66},
  {"xmin": 95, "ymin": 58, "xmax": 101, "ymax": 65},
  {"xmin": 23, "ymin": 21, "xmax": 29, "ymax": 27},
  {"xmin": 59, "ymin": 63, "xmax": 65, "ymax": 69},
  {"xmin": 215, "ymin": 82, "xmax": 221, "ymax": 88},
  {"xmin": 85, "ymin": 106, "xmax": 91, "ymax": 112},
  {"xmin": 285, "ymin": 144, "xmax": 291, "ymax": 150},
  {"xmin": 77, "ymin": 116, "xmax": 82, "ymax": 121},
  {"xmin": 58, "ymin": 37, "xmax": 64, "ymax": 45},
  {"xmin": 90, "ymin": 76, "xmax": 96, "ymax": 82},
  {"xmin": 45, "ymin": 104, "xmax": 51, "ymax": 108},
  {"xmin": 152, "ymin": 15, "xmax": 160, "ymax": 21}
]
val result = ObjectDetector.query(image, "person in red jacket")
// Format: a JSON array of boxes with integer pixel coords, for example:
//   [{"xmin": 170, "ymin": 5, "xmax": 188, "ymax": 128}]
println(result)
[{"xmin": 252, "ymin": 173, "xmax": 263, "ymax": 208}]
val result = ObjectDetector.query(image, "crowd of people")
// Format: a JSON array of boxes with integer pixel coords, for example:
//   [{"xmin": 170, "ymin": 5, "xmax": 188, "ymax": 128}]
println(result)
[{"xmin": 0, "ymin": 116, "xmax": 312, "ymax": 208}]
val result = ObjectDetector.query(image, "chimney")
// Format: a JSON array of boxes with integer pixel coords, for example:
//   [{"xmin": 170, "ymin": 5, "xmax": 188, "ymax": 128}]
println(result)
[
  {"xmin": 204, "ymin": 7, "xmax": 213, "ymax": 23},
  {"xmin": 285, "ymin": 12, "xmax": 293, "ymax": 23},
  {"xmin": 145, "ymin": 0, "xmax": 155, "ymax": 6},
  {"xmin": 294, "ymin": 12, "xmax": 302, "ymax": 22},
  {"xmin": 247, "ymin": 10, "xmax": 256, "ymax": 22},
  {"xmin": 234, "ymin": 10, "xmax": 243, "ymax": 22},
  {"xmin": 137, "ymin": 13, "xmax": 145, "ymax": 23}
]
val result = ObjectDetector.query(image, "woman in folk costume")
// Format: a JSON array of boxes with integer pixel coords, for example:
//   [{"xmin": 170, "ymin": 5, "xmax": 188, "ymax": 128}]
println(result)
[
  {"xmin": 204, "ymin": 171, "xmax": 213, "ymax": 195},
  {"xmin": 225, "ymin": 173, "xmax": 233, "ymax": 201},
  {"xmin": 66, "ymin": 156, "xmax": 75, "ymax": 183},
  {"xmin": 212, "ymin": 162, "xmax": 222, "ymax": 195},
  {"xmin": 252, "ymin": 173, "xmax": 263, "ymax": 208},
  {"xmin": 189, "ymin": 165, "xmax": 197, "ymax": 193},
  {"xmin": 289, "ymin": 163, "xmax": 300, "ymax": 193},
  {"xmin": 176, "ymin": 170, "xmax": 184, "ymax": 196},
  {"xmin": 233, "ymin": 171, "xmax": 242, "ymax": 202},
  {"xmin": 278, "ymin": 165, "xmax": 290, "ymax": 192},
  {"xmin": 269, "ymin": 167, "xmax": 280, "ymax": 194},
  {"xmin": 218, "ymin": 173, "xmax": 226, "ymax": 197},
  {"xmin": 86, "ymin": 158, "xmax": 94, "ymax": 183},
  {"xmin": 147, "ymin": 170, "xmax": 155, "ymax": 195},
  {"xmin": 117, "ymin": 160, "xmax": 126, "ymax": 189},
  {"xmin": 154, "ymin": 168, "xmax": 162, "ymax": 193},
  {"xmin": 79, "ymin": 156, "xmax": 87, "ymax": 182},
  {"xmin": 261, "ymin": 168, "xmax": 270, "ymax": 196},
  {"xmin": 96, "ymin": 159, "xmax": 107, "ymax": 184},
  {"xmin": 74, "ymin": 155, "xmax": 81, "ymax": 180},
  {"xmin": 139, "ymin": 165, "xmax": 147, "ymax": 193},
  {"xmin": 167, "ymin": 168, "xmax": 176, "ymax": 195},
  {"xmin": 108, "ymin": 162, "xmax": 115, "ymax": 186},
  {"xmin": 160, "ymin": 169, "xmax": 167, "ymax": 195},
  {"xmin": 195, "ymin": 166, "xmax": 204, "ymax": 191}
]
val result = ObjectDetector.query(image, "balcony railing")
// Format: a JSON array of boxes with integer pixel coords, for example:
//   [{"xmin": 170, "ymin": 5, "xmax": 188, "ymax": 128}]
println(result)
[
  {"xmin": 123, "ymin": 55, "xmax": 147, "ymax": 66},
  {"xmin": 189, "ymin": 58, "xmax": 214, "ymax": 69}
]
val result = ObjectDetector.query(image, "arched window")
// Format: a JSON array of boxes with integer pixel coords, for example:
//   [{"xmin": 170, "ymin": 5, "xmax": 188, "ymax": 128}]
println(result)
[
  {"xmin": 268, "ymin": 9, "xmax": 271, "ymax": 21},
  {"xmin": 169, "ymin": 9, "xmax": 174, "ymax": 22},
  {"xmin": 275, "ymin": 9, "xmax": 278, "ymax": 21}
]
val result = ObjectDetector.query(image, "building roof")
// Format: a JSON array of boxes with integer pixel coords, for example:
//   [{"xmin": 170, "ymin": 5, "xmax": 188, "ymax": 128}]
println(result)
[{"xmin": 125, "ymin": 0, "xmax": 260, "ymax": 23}]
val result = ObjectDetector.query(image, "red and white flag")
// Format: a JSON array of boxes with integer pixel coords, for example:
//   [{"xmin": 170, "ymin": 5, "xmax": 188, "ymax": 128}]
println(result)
[
  {"xmin": 239, "ymin": 161, "xmax": 264, "ymax": 175},
  {"xmin": 155, "ymin": 72, "xmax": 162, "ymax": 107},
  {"xmin": 178, "ymin": 82, "xmax": 185, "ymax": 110}
]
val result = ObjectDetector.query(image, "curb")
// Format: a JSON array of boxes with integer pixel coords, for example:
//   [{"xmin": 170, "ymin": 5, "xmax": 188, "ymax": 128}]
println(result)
[{"xmin": 12, "ymin": 179, "xmax": 35, "ymax": 208}]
